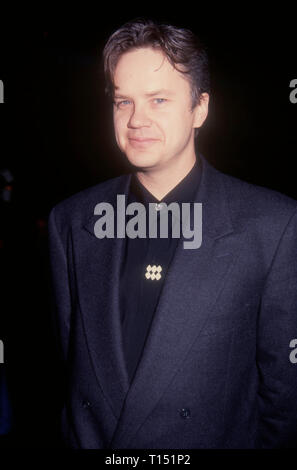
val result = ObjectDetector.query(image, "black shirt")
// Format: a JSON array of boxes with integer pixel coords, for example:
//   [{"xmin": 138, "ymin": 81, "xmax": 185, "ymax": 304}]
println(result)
[{"xmin": 120, "ymin": 154, "xmax": 202, "ymax": 384}]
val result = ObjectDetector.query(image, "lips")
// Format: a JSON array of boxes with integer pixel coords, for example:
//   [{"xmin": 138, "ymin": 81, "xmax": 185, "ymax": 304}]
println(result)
[
  {"xmin": 128, "ymin": 137, "xmax": 160, "ymax": 148},
  {"xmin": 128, "ymin": 137, "xmax": 158, "ymax": 142}
]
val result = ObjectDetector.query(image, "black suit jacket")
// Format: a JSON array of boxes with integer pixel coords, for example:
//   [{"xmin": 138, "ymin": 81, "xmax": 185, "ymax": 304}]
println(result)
[{"xmin": 48, "ymin": 154, "xmax": 297, "ymax": 448}]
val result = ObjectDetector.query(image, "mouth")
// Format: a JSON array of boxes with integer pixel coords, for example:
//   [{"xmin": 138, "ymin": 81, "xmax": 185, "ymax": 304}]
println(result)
[{"xmin": 128, "ymin": 137, "xmax": 160, "ymax": 148}]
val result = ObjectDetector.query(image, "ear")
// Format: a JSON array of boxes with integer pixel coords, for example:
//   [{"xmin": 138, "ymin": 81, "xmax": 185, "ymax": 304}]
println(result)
[{"xmin": 193, "ymin": 93, "xmax": 209, "ymax": 129}]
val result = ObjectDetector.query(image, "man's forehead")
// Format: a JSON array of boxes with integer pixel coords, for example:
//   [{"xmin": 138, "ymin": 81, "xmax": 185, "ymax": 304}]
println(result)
[
  {"xmin": 113, "ymin": 48, "xmax": 188, "ymax": 97},
  {"xmin": 114, "ymin": 47, "xmax": 179, "ymax": 80},
  {"xmin": 114, "ymin": 87, "xmax": 176, "ymax": 98}
]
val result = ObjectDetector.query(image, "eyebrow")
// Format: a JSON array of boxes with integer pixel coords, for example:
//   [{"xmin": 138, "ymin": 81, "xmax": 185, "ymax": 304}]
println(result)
[{"xmin": 114, "ymin": 88, "xmax": 174, "ymax": 99}]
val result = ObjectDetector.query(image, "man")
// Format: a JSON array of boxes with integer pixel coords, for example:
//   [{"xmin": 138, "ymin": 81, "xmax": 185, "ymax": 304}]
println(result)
[{"xmin": 48, "ymin": 19, "xmax": 297, "ymax": 448}]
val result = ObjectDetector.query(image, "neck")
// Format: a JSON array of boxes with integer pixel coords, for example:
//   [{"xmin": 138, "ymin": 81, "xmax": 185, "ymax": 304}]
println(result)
[{"xmin": 135, "ymin": 150, "xmax": 197, "ymax": 201}]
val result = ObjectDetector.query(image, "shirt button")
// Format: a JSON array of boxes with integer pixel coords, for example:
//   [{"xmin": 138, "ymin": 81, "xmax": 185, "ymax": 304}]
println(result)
[
  {"xmin": 155, "ymin": 203, "xmax": 163, "ymax": 211},
  {"xmin": 82, "ymin": 400, "xmax": 91, "ymax": 409},
  {"xmin": 179, "ymin": 408, "xmax": 191, "ymax": 419}
]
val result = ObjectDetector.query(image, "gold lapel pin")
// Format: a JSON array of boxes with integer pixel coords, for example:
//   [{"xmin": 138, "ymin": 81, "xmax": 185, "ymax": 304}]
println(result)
[{"xmin": 145, "ymin": 264, "xmax": 162, "ymax": 280}]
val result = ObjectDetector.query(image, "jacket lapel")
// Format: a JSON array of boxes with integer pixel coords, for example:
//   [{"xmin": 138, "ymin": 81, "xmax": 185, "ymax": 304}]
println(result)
[
  {"xmin": 109, "ymin": 156, "xmax": 247, "ymax": 448},
  {"xmin": 76, "ymin": 174, "xmax": 132, "ymax": 420}
]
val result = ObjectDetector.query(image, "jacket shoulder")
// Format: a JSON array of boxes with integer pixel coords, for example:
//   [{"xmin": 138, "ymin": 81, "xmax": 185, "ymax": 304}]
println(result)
[
  {"xmin": 48, "ymin": 174, "xmax": 129, "ymax": 229},
  {"xmin": 212, "ymin": 164, "xmax": 297, "ymax": 219}
]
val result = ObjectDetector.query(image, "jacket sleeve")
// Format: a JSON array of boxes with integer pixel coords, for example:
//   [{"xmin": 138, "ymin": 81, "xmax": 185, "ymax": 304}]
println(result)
[
  {"xmin": 0, "ymin": 367, "xmax": 12, "ymax": 436},
  {"xmin": 255, "ymin": 208, "xmax": 297, "ymax": 448},
  {"xmin": 48, "ymin": 206, "xmax": 72, "ymax": 369}
]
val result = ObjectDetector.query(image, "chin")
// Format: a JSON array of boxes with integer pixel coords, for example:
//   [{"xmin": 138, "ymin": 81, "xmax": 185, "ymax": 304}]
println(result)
[{"xmin": 124, "ymin": 151, "xmax": 161, "ymax": 170}]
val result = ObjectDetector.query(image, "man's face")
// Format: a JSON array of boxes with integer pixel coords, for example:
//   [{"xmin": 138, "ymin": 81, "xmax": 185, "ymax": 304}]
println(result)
[{"xmin": 112, "ymin": 47, "xmax": 208, "ymax": 171}]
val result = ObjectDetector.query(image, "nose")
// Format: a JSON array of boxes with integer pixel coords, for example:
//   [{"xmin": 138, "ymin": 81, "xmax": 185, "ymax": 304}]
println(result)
[{"xmin": 128, "ymin": 103, "xmax": 152, "ymax": 129}]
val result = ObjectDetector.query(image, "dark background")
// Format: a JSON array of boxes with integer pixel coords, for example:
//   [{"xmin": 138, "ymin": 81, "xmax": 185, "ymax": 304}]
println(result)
[{"xmin": 0, "ymin": 10, "xmax": 296, "ymax": 448}]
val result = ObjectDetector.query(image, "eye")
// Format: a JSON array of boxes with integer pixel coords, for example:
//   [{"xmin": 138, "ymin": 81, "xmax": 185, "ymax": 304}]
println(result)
[
  {"xmin": 114, "ymin": 100, "xmax": 132, "ymax": 109},
  {"xmin": 153, "ymin": 98, "xmax": 167, "ymax": 104}
]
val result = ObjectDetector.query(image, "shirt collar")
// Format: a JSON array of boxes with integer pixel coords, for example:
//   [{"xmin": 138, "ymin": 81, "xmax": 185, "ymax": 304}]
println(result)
[{"xmin": 129, "ymin": 153, "xmax": 202, "ymax": 206}]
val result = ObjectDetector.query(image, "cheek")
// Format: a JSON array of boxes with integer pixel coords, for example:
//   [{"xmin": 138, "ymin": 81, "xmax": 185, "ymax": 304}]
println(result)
[
  {"xmin": 160, "ymin": 111, "xmax": 191, "ymax": 143},
  {"xmin": 113, "ymin": 114, "xmax": 122, "ymax": 133},
  {"xmin": 157, "ymin": 111, "xmax": 177, "ymax": 134},
  {"xmin": 113, "ymin": 115, "xmax": 127, "ymax": 144}
]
